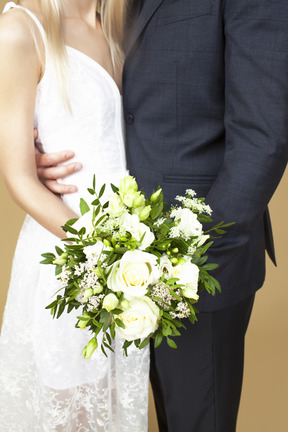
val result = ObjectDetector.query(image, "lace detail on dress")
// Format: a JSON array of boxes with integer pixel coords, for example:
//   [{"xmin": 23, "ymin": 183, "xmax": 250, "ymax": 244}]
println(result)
[{"xmin": 0, "ymin": 4, "xmax": 148, "ymax": 432}]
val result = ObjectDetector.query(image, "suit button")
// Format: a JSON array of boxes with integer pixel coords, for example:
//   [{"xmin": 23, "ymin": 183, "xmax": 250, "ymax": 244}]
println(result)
[{"xmin": 126, "ymin": 113, "xmax": 134, "ymax": 124}]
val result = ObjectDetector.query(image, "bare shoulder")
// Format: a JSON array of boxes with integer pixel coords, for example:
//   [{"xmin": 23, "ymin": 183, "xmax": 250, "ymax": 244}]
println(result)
[
  {"xmin": 0, "ymin": 7, "xmax": 43, "ymax": 81},
  {"xmin": 0, "ymin": 8, "xmax": 39, "ymax": 56}
]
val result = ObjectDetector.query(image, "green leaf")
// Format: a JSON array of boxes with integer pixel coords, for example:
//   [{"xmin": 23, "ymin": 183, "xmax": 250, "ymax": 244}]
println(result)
[
  {"xmin": 154, "ymin": 332, "xmax": 163, "ymax": 348},
  {"xmin": 198, "ymin": 241, "xmax": 214, "ymax": 255},
  {"xmin": 168, "ymin": 288, "xmax": 182, "ymax": 302},
  {"xmin": 80, "ymin": 198, "xmax": 90, "ymax": 216},
  {"xmin": 55, "ymin": 265, "xmax": 62, "ymax": 275},
  {"xmin": 98, "ymin": 184, "xmax": 106, "ymax": 199},
  {"xmin": 65, "ymin": 218, "xmax": 79, "ymax": 226},
  {"xmin": 162, "ymin": 325, "xmax": 172, "ymax": 336},
  {"xmin": 110, "ymin": 323, "xmax": 115, "ymax": 339},
  {"xmin": 55, "ymin": 246, "xmax": 64, "ymax": 255},
  {"xmin": 41, "ymin": 252, "xmax": 56, "ymax": 259},
  {"xmin": 88, "ymin": 188, "xmax": 95, "ymax": 195},
  {"xmin": 103, "ymin": 341, "xmax": 114, "ymax": 352},
  {"xmin": 40, "ymin": 258, "xmax": 53, "ymax": 265},
  {"xmin": 62, "ymin": 225, "xmax": 78, "ymax": 235},
  {"xmin": 139, "ymin": 336, "xmax": 151, "ymax": 349},
  {"xmin": 202, "ymin": 263, "xmax": 219, "ymax": 271},
  {"xmin": 166, "ymin": 337, "xmax": 177, "ymax": 349},
  {"xmin": 111, "ymin": 183, "xmax": 119, "ymax": 193},
  {"xmin": 166, "ymin": 278, "xmax": 179, "ymax": 285},
  {"xmin": 101, "ymin": 344, "xmax": 108, "ymax": 358},
  {"xmin": 115, "ymin": 318, "xmax": 125, "ymax": 329},
  {"xmin": 197, "ymin": 214, "xmax": 213, "ymax": 223}
]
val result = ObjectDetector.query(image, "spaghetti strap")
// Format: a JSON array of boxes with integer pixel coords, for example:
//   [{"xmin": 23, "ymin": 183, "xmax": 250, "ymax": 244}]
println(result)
[{"xmin": 3, "ymin": 2, "xmax": 47, "ymax": 50}]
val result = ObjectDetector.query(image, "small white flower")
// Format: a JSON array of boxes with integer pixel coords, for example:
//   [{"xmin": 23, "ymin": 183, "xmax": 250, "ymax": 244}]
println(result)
[
  {"xmin": 171, "ymin": 208, "xmax": 203, "ymax": 239},
  {"xmin": 185, "ymin": 189, "xmax": 197, "ymax": 197}
]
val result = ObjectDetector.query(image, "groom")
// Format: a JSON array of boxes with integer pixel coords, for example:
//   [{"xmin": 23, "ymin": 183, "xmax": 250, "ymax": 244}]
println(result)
[{"xmin": 37, "ymin": 1, "xmax": 288, "ymax": 431}]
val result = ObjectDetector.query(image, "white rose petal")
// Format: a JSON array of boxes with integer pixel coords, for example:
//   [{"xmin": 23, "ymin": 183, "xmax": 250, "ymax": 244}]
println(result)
[
  {"xmin": 115, "ymin": 297, "xmax": 160, "ymax": 341},
  {"xmin": 120, "ymin": 213, "xmax": 155, "ymax": 250},
  {"xmin": 107, "ymin": 250, "xmax": 160, "ymax": 298},
  {"xmin": 173, "ymin": 262, "xmax": 199, "ymax": 300},
  {"xmin": 73, "ymin": 210, "xmax": 94, "ymax": 236},
  {"xmin": 159, "ymin": 255, "xmax": 174, "ymax": 279},
  {"xmin": 107, "ymin": 193, "xmax": 126, "ymax": 217}
]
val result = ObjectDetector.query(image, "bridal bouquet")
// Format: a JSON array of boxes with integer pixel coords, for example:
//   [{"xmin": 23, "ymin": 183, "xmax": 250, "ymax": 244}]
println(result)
[{"xmin": 41, "ymin": 175, "xmax": 231, "ymax": 358}]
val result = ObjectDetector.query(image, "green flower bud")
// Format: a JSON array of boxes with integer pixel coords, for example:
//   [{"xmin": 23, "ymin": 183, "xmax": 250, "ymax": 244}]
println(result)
[
  {"xmin": 172, "ymin": 248, "xmax": 179, "ymax": 254},
  {"xmin": 139, "ymin": 205, "xmax": 151, "ymax": 221},
  {"xmin": 133, "ymin": 192, "xmax": 145, "ymax": 208},
  {"xmin": 93, "ymin": 268, "xmax": 102, "ymax": 277},
  {"xmin": 82, "ymin": 338, "xmax": 98, "ymax": 359},
  {"xmin": 150, "ymin": 188, "xmax": 162, "ymax": 203},
  {"xmin": 52, "ymin": 252, "xmax": 69, "ymax": 266},
  {"xmin": 52, "ymin": 257, "xmax": 67, "ymax": 266},
  {"xmin": 119, "ymin": 175, "xmax": 138, "ymax": 195},
  {"xmin": 93, "ymin": 284, "xmax": 104, "ymax": 294},
  {"xmin": 120, "ymin": 299, "xmax": 130, "ymax": 311},
  {"xmin": 83, "ymin": 288, "xmax": 94, "ymax": 301},
  {"xmin": 170, "ymin": 257, "xmax": 179, "ymax": 265},
  {"xmin": 178, "ymin": 258, "xmax": 186, "ymax": 265},
  {"xmin": 77, "ymin": 312, "xmax": 91, "ymax": 329},
  {"xmin": 103, "ymin": 293, "xmax": 119, "ymax": 312},
  {"xmin": 103, "ymin": 239, "xmax": 111, "ymax": 247}
]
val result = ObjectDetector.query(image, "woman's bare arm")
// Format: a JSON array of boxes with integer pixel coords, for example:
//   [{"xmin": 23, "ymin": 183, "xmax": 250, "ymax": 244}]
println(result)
[{"xmin": 0, "ymin": 11, "xmax": 78, "ymax": 238}]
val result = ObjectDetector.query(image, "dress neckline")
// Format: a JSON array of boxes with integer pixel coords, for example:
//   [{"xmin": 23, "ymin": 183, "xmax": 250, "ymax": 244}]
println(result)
[
  {"xmin": 3, "ymin": 3, "xmax": 122, "ymax": 97},
  {"xmin": 65, "ymin": 45, "xmax": 122, "ymax": 97}
]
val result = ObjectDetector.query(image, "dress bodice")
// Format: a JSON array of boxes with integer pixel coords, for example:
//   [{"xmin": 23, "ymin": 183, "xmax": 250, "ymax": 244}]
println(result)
[{"xmin": 4, "ymin": 2, "xmax": 128, "ymax": 214}]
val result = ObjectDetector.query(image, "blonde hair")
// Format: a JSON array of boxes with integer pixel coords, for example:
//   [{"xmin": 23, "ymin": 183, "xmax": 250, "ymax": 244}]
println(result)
[{"xmin": 18, "ymin": 0, "xmax": 126, "ymax": 105}]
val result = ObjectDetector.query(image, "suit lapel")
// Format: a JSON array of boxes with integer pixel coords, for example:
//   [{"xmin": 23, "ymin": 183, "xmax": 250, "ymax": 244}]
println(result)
[{"xmin": 125, "ymin": 0, "xmax": 164, "ymax": 56}]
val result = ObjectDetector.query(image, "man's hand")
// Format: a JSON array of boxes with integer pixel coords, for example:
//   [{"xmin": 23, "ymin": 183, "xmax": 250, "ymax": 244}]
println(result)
[{"xmin": 35, "ymin": 130, "xmax": 82, "ymax": 194}]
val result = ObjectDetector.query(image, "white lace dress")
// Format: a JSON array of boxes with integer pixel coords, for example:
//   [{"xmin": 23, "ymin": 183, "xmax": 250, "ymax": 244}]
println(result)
[{"xmin": 0, "ymin": 3, "xmax": 149, "ymax": 432}]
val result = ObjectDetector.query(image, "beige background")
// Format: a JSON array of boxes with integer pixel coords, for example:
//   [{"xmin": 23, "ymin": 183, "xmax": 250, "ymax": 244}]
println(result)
[{"xmin": 0, "ymin": 1, "xmax": 287, "ymax": 430}]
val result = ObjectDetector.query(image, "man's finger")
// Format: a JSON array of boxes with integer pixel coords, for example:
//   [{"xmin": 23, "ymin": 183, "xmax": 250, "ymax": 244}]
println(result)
[
  {"xmin": 36, "ymin": 150, "xmax": 76, "ymax": 167},
  {"xmin": 43, "ymin": 179, "xmax": 78, "ymax": 194},
  {"xmin": 37, "ymin": 162, "xmax": 82, "ymax": 180},
  {"xmin": 33, "ymin": 128, "xmax": 38, "ymax": 141}
]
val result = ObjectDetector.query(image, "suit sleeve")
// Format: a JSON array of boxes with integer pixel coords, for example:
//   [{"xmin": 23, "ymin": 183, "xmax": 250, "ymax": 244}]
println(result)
[{"xmin": 205, "ymin": 0, "xmax": 288, "ymax": 260}]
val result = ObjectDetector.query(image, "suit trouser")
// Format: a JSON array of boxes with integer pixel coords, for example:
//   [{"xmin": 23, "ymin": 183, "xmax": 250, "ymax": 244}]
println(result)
[{"xmin": 150, "ymin": 294, "xmax": 255, "ymax": 432}]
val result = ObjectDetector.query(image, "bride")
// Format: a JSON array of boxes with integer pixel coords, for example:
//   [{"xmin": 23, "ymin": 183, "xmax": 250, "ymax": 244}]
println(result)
[{"xmin": 0, "ymin": 1, "xmax": 149, "ymax": 431}]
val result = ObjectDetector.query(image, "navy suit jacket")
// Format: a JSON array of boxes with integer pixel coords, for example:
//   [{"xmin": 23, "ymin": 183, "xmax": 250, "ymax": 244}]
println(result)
[{"xmin": 123, "ymin": 0, "xmax": 288, "ymax": 311}]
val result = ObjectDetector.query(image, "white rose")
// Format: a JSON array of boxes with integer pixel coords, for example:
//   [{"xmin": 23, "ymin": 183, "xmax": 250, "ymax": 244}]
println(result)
[
  {"xmin": 115, "ymin": 297, "xmax": 160, "ymax": 341},
  {"xmin": 159, "ymin": 255, "xmax": 174, "ymax": 279},
  {"xmin": 103, "ymin": 293, "xmax": 119, "ymax": 312},
  {"xmin": 173, "ymin": 262, "xmax": 199, "ymax": 300},
  {"xmin": 121, "ymin": 213, "xmax": 155, "ymax": 250},
  {"xmin": 107, "ymin": 193, "xmax": 126, "ymax": 217},
  {"xmin": 107, "ymin": 250, "xmax": 160, "ymax": 297},
  {"xmin": 172, "ymin": 208, "xmax": 203, "ymax": 238}
]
